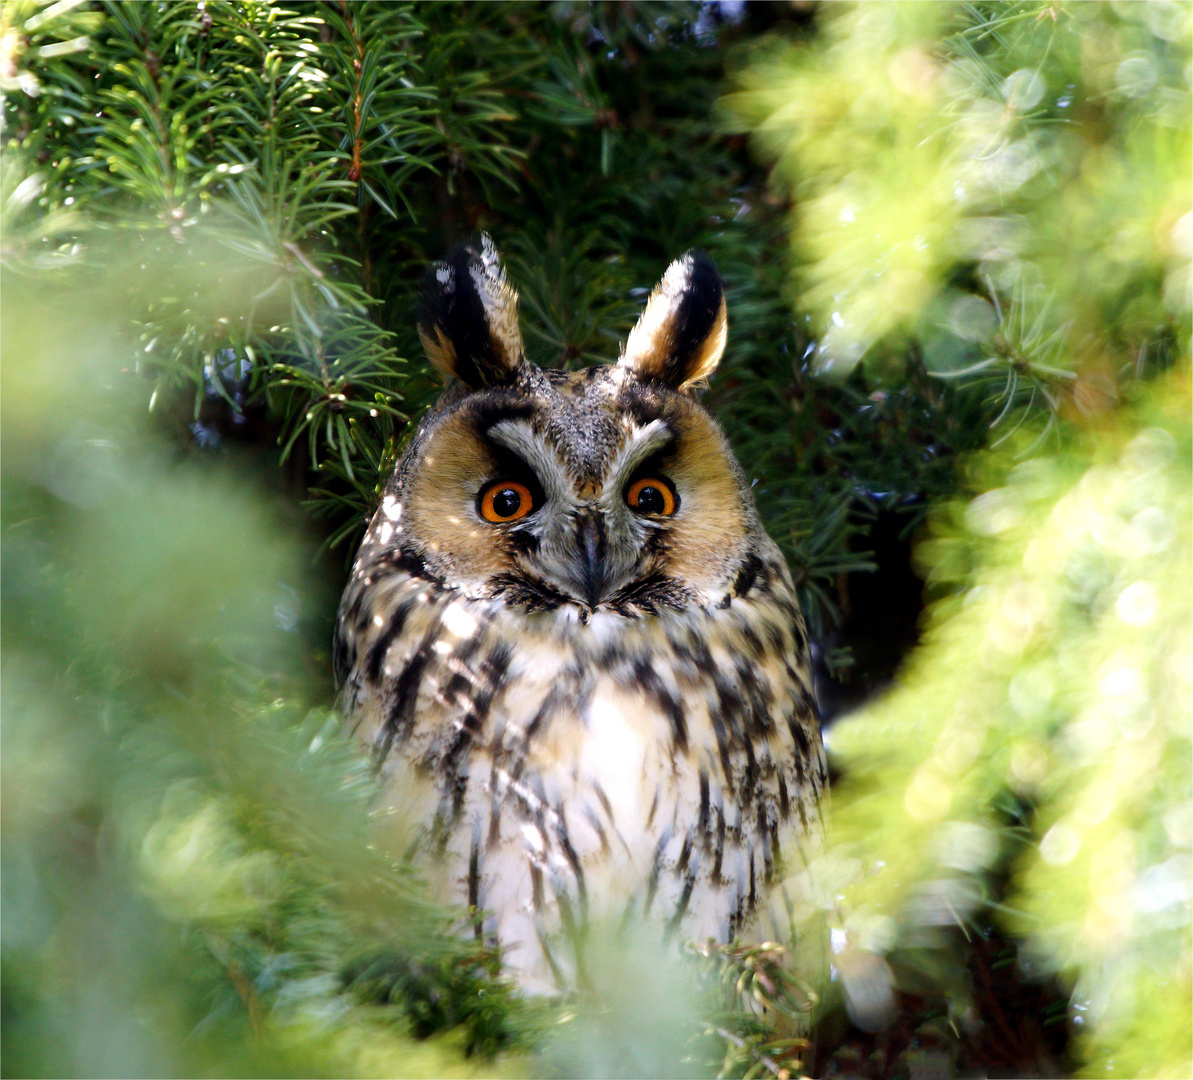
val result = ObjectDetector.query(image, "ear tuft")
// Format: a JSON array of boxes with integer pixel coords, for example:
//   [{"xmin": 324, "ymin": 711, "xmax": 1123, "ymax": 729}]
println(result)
[
  {"xmin": 619, "ymin": 250, "xmax": 727, "ymax": 390},
  {"xmin": 418, "ymin": 233, "xmax": 526, "ymax": 388}
]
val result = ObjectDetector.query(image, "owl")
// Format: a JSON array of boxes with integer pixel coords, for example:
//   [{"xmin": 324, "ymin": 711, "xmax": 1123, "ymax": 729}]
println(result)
[{"xmin": 334, "ymin": 235, "xmax": 826, "ymax": 993}]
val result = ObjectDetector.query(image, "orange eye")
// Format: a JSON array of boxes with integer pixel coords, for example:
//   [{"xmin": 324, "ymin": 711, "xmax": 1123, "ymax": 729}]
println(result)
[
  {"xmin": 626, "ymin": 477, "xmax": 677, "ymax": 516},
  {"xmin": 479, "ymin": 480, "xmax": 534, "ymax": 523}
]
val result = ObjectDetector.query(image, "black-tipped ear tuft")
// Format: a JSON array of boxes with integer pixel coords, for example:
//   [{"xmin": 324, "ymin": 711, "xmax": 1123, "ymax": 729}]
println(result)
[
  {"xmin": 417, "ymin": 233, "xmax": 526, "ymax": 388},
  {"xmin": 619, "ymin": 250, "xmax": 727, "ymax": 390}
]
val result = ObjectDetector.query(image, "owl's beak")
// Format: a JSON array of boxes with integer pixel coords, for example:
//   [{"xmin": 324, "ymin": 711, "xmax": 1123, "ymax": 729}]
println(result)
[{"xmin": 574, "ymin": 511, "xmax": 609, "ymax": 608}]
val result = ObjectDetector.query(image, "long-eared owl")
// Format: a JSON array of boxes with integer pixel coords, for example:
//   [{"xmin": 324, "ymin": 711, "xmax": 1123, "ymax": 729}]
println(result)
[{"xmin": 334, "ymin": 235, "xmax": 826, "ymax": 992}]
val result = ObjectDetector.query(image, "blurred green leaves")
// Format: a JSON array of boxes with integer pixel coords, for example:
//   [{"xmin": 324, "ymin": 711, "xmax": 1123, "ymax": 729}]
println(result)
[
  {"xmin": 727, "ymin": 4, "xmax": 1192, "ymax": 1075},
  {"xmin": 723, "ymin": 1, "xmax": 1191, "ymax": 408},
  {"xmin": 811, "ymin": 372, "xmax": 1191, "ymax": 1078}
]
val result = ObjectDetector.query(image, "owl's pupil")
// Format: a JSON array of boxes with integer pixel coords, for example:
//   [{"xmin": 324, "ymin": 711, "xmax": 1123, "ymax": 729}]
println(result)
[
  {"xmin": 492, "ymin": 488, "xmax": 522, "ymax": 518},
  {"xmin": 635, "ymin": 485, "xmax": 666, "ymax": 514}
]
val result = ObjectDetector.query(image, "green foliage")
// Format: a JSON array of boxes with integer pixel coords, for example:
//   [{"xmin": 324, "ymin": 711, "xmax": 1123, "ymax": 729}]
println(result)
[
  {"xmin": 723, "ymin": 1, "xmax": 1190, "ymax": 403},
  {"xmin": 687, "ymin": 940, "xmax": 819, "ymax": 1080},
  {"xmin": 819, "ymin": 372, "xmax": 1191, "ymax": 1078},
  {"xmin": 724, "ymin": 3, "xmax": 1191, "ymax": 1076}
]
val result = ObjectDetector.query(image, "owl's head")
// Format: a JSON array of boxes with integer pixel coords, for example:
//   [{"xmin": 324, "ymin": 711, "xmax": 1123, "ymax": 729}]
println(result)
[{"xmin": 371, "ymin": 234, "xmax": 768, "ymax": 615}]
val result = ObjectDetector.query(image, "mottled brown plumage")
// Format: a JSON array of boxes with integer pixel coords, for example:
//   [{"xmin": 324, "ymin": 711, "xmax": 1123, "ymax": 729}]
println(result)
[{"xmin": 335, "ymin": 235, "xmax": 825, "ymax": 991}]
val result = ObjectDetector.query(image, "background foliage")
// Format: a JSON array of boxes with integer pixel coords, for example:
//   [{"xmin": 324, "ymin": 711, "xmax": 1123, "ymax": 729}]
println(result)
[
  {"xmin": 725, "ymin": 3, "xmax": 1190, "ymax": 1077},
  {"xmin": 3, "ymin": 2, "xmax": 1189, "ymax": 1078}
]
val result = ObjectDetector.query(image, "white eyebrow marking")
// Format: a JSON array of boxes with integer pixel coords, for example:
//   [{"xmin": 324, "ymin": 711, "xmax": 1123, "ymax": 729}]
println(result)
[
  {"xmin": 487, "ymin": 419, "xmax": 572, "ymax": 502},
  {"xmin": 487, "ymin": 416, "xmax": 673, "ymax": 506},
  {"xmin": 607, "ymin": 419, "xmax": 672, "ymax": 485}
]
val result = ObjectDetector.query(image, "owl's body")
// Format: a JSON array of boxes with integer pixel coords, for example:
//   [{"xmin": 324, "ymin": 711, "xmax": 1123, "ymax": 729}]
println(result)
[{"xmin": 335, "ymin": 238, "xmax": 825, "ymax": 991}]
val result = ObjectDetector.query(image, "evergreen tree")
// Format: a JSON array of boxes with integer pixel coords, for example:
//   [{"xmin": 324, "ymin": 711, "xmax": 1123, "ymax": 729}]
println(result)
[
  {"xmin": 727, "ymin": 3, "xmax": 1190, "ymax": 1076},
  {"xmin": 3, "ymin": 2, "xmax": 1189, "ymax": 1077}
]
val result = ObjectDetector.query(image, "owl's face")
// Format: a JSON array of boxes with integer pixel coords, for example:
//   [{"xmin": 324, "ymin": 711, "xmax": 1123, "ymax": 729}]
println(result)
[{"xmin": 377, "ymin": 236, "xmax": 761, "ymax": 615}]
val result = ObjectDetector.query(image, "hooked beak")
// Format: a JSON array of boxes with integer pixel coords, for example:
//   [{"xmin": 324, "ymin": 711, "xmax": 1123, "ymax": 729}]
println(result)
[{"xmin": 575, "ymin": 512, "xmax": 608, "ymax": 608}]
